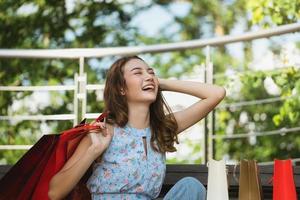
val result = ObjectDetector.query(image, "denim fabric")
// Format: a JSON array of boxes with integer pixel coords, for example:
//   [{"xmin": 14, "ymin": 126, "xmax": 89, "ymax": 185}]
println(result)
[{"xmin": 163, "ymin": 177, "xmax": 206, "ymax": 200}]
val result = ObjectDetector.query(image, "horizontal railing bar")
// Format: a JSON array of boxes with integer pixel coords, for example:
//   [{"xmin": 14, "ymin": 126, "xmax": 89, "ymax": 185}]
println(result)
[
  {"xmin": 0, "ymin": 86, "xmax": 293, "ymax": 109},
  {"xmin": 0, "ymin": 145, "xmax": 32, "ymax": 150},
  {"xmin": 86, "ymin": 84, "xmax": 105, "ymax": 90},
  {"xmin": 212, "ymin": 126, "xmax": 300, "ymax": 140},
  {"xmin": 218, "ymin": 95, "xmax": 294, "ymax": 109},
  {"xmin": 0, "ymin": 114, "xmax": 75, "ymax": 121},
  {"xmin": 85, "ymin": 113, "xmax": 103, "ymax": 119},
  {"xmin": 0, "ymin": 85, "xmax": 75, "ymax": 91},
  {"xmin": 213, "ymin": 65, "xmax": 300, "ymax": 80},
  {"xmin": 0, "ymin": 85, "xmax": 104, "ymax": 91},
  {"xmin": 0, "ymin": 23, "xmax": 299, "ymax": 59}
]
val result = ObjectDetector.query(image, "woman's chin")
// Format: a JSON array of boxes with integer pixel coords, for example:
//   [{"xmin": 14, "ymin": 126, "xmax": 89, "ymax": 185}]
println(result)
[
  {"xmin": 142, "ymin": 96, "xmax": 157, "ymax": 104},
  {"xmin": 146, "ymin": 97, "xmax": 157, "ymax": 103}
]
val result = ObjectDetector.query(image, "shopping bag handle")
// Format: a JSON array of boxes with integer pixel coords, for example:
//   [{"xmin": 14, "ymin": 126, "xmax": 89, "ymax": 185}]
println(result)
[
  {"xmin": 76, "ymin": 111, "xmax": 109, "ymax": 128},
  {"xmin": 95, "ymin": 111, "xmax": 109, "ymax": 122}
]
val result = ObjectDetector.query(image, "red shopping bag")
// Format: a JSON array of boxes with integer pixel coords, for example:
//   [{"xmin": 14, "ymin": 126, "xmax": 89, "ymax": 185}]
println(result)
[
  {"xmin": 0, "ymin": 112, "xmax": 108, "ymax": 200},
  {"xmin": 273, "ymin": 159, "xmax": 298, "ymax": 200}
]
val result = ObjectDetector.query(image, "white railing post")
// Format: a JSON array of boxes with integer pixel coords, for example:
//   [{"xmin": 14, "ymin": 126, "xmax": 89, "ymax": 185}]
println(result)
[
  {"xmin": 73, "ymin": 73, "xmax": 79, "ymax": 126},
  {"xmin": 204, "ymin": 45, "xmax": 214, "ymax": 162},
  {"xmin": 74, "ymin": 57, "xmax": 87, "ymax": 125},
  {"xmin": 79, "ymin": 57, "xmax": 87, "ymax": 121}
]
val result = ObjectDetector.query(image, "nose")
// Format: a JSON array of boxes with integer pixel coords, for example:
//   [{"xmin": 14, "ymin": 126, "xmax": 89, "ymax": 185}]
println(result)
[{"xmin": 144, "ymin": 72, "xmax": 154, "ymax": 81}]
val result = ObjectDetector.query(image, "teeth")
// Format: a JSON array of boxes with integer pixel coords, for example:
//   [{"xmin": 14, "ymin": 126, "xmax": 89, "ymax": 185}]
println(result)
[{"xmin": 142, "ymin": 85, "xmax": 154, "ymax": 90}]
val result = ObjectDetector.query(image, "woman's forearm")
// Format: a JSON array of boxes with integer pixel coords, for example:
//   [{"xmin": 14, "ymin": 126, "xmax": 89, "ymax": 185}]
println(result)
[
  {"xmin": 48, "ymin": 149, "xmax": 98, "ymax": 200},
  {"xmin": 159, "ymin": 78, "xmax": 226, "ymax": 133},
  {"xmin": 158, "ymin": 78, "xmax": 225, "ymax": 100}
]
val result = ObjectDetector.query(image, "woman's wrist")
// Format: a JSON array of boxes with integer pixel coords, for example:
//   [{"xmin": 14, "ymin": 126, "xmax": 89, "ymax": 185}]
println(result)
[
  {"xmin": 158, "ymin": 78, "xmax": 168, "ymax": 91},
  {"xmin": 158, "ymin": 78, "xmax": 162, "ymax": 90}
]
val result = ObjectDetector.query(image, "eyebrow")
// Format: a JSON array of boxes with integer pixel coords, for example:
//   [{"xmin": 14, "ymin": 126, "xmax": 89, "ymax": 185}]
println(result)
[{"xmin": 130, "ymin": 67, "xmax": 154, "ymax": 71}]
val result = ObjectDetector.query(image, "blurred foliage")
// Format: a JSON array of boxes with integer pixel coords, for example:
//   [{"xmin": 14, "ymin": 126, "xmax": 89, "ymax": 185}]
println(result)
[
  {"xmin": 0, "ymin": 0, "xmax": 141, "ymax": 164},
  {"xmin": 0, "ymin": 0, "xmax": 299, "ymax": 164},
  {"xmin": 247, "ymin": 0, "xmax": 300, "ymax": 26},
  {"xmin": 215, "ymin": 67, "xmax": 300, "ymax": 162}
]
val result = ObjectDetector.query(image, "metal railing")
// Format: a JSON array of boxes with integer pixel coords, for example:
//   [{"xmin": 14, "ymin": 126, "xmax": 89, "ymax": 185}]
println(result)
[
  {"xmin": 0, "ymin": 23, "xmax": 300, "ymax": 163},
  {"xmin": 1, "ymin": 23, "xmax": 299, "ymax": 59}
]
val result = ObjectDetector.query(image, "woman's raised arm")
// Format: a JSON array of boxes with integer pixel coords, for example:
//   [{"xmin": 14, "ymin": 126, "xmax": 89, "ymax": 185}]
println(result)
[{"xmin": 159, "ymin": 78, "xmax": 226, "ymax": 134}]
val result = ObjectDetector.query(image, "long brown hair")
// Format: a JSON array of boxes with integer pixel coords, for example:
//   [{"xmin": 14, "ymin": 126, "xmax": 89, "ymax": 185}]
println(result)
[{"xmin": 103, "ymin": 55, "xmax": 179, "ymax": 153}]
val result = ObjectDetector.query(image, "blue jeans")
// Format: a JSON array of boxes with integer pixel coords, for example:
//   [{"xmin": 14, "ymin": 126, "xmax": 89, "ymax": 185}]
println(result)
[{"xmin": 163, "ymin": 177, "xmax": 206, "ymax": 200}]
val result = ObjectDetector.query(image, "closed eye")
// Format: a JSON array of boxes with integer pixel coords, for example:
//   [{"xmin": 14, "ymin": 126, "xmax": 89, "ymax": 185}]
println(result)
[
  {"xmin": 148, "ymin": 69, "xmax": 155, "ymax": 75},
  {"xmin": 131, "ymin": 67, "xmax": 155, "ymax": 75}
]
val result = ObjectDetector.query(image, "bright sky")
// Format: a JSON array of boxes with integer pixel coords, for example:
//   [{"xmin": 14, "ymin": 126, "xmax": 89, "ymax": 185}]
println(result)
[{"xmin": 130, "ymin": 2, "xmax": 190, "ymax": 36}]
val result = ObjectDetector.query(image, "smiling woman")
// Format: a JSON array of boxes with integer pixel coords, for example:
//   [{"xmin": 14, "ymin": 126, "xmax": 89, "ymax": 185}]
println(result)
[
  {"xmin": 121, "ymin": 58, "xmax": 159, "ymax": 105},
  {"xmin": 48, "ymin": 55, "xmax": 226, "ymax": 200}
]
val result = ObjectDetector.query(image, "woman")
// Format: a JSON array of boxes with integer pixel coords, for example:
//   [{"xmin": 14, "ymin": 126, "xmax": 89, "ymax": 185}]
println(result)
[{"xmin": 48, "ymin": 55, "xmax": 226, "ymax": 200}]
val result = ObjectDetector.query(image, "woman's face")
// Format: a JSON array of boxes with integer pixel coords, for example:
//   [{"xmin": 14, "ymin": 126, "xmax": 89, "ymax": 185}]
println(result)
[{"xmin": 122, "ymin": 58, "xmax": 158, "ymax": 104}]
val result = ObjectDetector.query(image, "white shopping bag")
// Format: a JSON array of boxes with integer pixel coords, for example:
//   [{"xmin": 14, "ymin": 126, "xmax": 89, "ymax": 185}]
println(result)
[{"xmin": 206, "ymin": 159, "xmax": 229, "ymax": 200}]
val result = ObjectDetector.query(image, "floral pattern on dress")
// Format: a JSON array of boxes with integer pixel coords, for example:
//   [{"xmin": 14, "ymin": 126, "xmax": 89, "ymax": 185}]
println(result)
[{"xmin": 87, "ymin": 124, "xmax": 166, "ymax": 200}]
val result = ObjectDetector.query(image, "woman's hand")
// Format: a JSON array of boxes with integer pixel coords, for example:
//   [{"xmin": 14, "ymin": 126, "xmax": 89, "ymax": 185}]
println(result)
[
  {"xmin": 158, "ymin": 78, "xmax": 175, "ymax": 91},
  {"xmin": 88, "ymin": 121, "xmax": 113, "ymax": 159},
  {"xmin": 48, "ymin": 120, "xmax": 113, "ymax": 200},
  {"xmin": 158, "ymin": 78, "xmax": 165, "ymax": 91}
]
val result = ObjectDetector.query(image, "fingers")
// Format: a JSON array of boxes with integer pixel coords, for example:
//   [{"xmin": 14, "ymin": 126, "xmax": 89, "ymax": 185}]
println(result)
[
  {"xmin": 103, "ymin": 117, "xmax": 106, "ymax": 127},
  {"xmin": 91, "ymin": 121, "xmax": 106, "ymax": 129},
  {"xmin": 102, "ymin": 126, "xmax": 108, "ymax": 137},
  {"xmin": 89, "ymin": 122, "xmax": 108, "ymax": 137}
]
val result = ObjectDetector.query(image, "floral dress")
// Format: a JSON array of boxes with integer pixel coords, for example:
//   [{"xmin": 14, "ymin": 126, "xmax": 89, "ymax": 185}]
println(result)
[{"xmin": 86, "ymin": 124, "xmax": 166, "ymax": 200}]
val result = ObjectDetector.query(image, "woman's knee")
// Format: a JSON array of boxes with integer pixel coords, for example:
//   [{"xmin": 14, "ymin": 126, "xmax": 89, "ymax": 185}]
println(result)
[
  {"xmin": 164, "ymin": 177, "xmax": 206, "ymax": 200},
  {"xmin": 178, "ymin": 177, "xmax": 206, "ymax": 194}
]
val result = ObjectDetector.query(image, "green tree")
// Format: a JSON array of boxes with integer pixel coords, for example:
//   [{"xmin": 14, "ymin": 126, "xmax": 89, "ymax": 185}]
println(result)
[
  {"xmin": 1, "ymin": 0, "xmax": 299, "ymax": 165},
  {"xmin": 215, "ymin": 67, "xmax": 300, "ymax": 162},
  {"xmin": 247, "ymin": 0, "xmax": 300, "ymax": 26},
  {"xmin": 0, "ymin": 0, "xmax": 142, "ymax": 164},
  {"xmin": 139, "ymin": 0, "xmax": 300, "ymax": 163}
]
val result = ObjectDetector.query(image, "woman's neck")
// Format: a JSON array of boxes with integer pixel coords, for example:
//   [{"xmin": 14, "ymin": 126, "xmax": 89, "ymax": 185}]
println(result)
[{"xmin": 127, "ymin": 103, "xmax": 150, "ymax": 129}]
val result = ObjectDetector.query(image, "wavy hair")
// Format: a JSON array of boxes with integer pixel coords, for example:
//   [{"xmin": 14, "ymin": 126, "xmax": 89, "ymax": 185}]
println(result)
[{"xmin": 103, "ymin": 55, "xmax": 179, "ymax": 153}]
